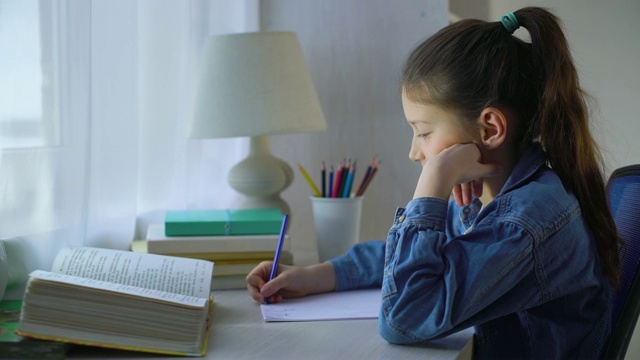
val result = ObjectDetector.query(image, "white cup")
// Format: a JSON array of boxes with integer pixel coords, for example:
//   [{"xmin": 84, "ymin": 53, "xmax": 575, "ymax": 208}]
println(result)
[{"xmin": 310, "ymin": 196, "xmax": 364, "ymax": 262}]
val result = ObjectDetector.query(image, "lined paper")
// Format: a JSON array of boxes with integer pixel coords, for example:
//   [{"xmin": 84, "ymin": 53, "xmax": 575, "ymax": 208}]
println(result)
[{"xmin": 261, "ymin": 289, "xmax": 381, "ymax": 322}]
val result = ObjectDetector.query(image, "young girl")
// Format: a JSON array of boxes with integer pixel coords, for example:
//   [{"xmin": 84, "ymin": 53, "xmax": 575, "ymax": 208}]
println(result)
[{"xmin": 246, "ymin": 7, "xmax": 619, "ymax": 358}]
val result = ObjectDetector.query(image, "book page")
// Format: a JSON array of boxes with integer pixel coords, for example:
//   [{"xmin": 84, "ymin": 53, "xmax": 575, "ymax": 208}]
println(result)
[
  {"xmin": 28, "ymin": 270, "xmax": 209, "ymax": 307},
  {"xmin": 51, "ymin": 247, "xmax": 213, "ymax": 298}
]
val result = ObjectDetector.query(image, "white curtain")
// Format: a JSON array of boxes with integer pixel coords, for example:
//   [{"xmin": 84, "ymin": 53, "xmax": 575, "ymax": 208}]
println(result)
[{"xmin": 0, "ymin": 0, "xmax": 257, "ymax": 298}]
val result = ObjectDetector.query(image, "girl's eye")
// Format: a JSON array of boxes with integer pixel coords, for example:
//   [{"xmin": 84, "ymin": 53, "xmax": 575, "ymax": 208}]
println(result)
[{"xmin": 416, "ymin": 133, "xmax": 431, "ymax": 139}]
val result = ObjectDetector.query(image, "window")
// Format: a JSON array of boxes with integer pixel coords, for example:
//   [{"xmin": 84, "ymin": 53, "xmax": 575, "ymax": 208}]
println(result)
[{"xmin": 0, "ymin": 0, "xmax": 59, "ymax": 149}]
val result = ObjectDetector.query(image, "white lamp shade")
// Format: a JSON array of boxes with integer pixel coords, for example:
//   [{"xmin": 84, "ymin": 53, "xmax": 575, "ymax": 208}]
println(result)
[{"xmin": 190, "ymin": 32, "xmax": 327, "ymax": 138}]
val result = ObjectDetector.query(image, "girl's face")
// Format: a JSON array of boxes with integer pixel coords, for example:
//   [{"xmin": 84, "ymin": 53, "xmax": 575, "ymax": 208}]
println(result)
[{"xmin": 402, "ymin": 92, "xmax": 474, "ymax": 165}]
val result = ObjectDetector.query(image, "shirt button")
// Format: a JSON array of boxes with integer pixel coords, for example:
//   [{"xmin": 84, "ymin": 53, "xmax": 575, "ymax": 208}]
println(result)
[
  {"xmin": 398, "ymin": 214, "xmax": 406, "ymax": 223},
  {"xmin": 463, "ymin": 207, "xmax": 471, "ymax": 214}
]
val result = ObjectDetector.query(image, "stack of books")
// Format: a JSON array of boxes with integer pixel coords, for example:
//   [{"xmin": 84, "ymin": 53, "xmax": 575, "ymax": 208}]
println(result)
[{"xmin": 133, "ymin": 208, "xmax": 292, "ymax": 290}]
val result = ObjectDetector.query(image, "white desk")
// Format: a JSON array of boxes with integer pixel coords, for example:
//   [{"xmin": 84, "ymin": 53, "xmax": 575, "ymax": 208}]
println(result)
[{"xmin": 69, "ymin": 289, "xmax": 474, "ymax": 359}]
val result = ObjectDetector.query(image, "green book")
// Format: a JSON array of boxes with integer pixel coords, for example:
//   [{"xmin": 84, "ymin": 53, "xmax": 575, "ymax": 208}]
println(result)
[
  {"xmin": 0, "ymin": 300, "xmax": 70, "ymax": 359},
  {"xmin": 164, "ymin": 208, "xmax": 284, "ymax": 236}
]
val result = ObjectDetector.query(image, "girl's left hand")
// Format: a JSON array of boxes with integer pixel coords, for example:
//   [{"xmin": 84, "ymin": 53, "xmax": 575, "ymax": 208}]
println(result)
[{"xmin": 413, "ymin": 143, "xmax": 502, "ymax": 204}]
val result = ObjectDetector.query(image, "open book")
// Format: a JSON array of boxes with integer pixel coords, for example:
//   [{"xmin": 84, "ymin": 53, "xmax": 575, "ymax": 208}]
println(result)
[{"xmin": 16, "ymin": 247, "xmax": 214, "ymax": 357}]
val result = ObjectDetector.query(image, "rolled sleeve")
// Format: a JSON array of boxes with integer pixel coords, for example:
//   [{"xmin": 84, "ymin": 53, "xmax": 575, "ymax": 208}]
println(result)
[{"xmin": 403, "ymin": 197, "xmax": 448, "ymax": 230}]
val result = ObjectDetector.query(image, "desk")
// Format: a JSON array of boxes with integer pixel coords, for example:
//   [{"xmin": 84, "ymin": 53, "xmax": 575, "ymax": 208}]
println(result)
[{"xmin": 69, "ymin": 289, "xmax": 474, "ymax": 360}]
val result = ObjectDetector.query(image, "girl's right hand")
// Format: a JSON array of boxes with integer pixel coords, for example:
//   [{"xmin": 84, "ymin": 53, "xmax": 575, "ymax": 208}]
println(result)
[
  {"xmin": 246, "ymin": 262, "xmax": 336, "ymax": 304},
  {"xmin": 413, "ymin": 143, "xmax": 502, "ymax": 204}
]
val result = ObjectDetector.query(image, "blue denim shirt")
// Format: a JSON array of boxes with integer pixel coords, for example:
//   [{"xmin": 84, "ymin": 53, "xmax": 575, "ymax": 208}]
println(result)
[{"xmin": 329, "ymin": 144, "xmax": 610, "ymax": 359}]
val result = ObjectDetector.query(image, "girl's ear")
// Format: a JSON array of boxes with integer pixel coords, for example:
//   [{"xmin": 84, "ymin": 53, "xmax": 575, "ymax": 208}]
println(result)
[{"xmin": 478, "ymin": 107, "xmax": 507, "ymax": 149}]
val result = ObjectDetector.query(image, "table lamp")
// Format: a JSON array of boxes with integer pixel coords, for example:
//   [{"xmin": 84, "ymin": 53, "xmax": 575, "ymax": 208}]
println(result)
[{"xmin": 190, "ymin": 32, "xmax": 327, "ymax": 214}]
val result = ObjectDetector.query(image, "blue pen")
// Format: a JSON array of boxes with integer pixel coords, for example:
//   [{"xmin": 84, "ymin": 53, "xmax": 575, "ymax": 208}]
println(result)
[{"xmin": 266, "ymin": 213, "xmax": 289, "ymax": 304}]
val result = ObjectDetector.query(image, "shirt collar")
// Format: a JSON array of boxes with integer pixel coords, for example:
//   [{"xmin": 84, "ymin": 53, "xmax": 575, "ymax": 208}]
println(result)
[
  {"xmin": 498, "ymin": 143, "xmax": 548, "ymax": 196},
  {"xmin": 457, "ymin": 143, "xmax": 548, "ymax": 232}
]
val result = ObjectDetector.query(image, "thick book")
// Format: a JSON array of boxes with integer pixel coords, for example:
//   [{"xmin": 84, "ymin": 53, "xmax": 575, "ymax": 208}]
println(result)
[
  {"xmin": 1, "ymin": 300, "xmax": 69, "ymax": 359},
  {"xmin": 16, "ymin": 247, "xmax": 214, "ymax": 357},
  {"xmin": 131, "ymin": 240, "xmax": 294, "ymax": 277},
  {"xmin": 146, "ymin": 223, "xmax": 292, "ymax": 254},
  {"xmin": 132, "ymin": 239, "xmax": 287, "ymax": 261},
  {"xmin": 164, "ymin": 208, "xmax": 284, "ymax": 236}
]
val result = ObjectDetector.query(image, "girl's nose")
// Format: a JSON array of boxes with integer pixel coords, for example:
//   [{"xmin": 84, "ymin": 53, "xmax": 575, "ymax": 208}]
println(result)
[{"xmin": 408, "ymin": 139, "xmax": 424, "ymax": 162}]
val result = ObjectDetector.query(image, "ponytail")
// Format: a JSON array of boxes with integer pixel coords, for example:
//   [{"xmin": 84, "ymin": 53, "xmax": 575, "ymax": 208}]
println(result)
[
  {"xmin": 401, "ymin": 7, "xmax": 620, "ymax": 287},
  {"xmin": 515, "ymin": 8, "xmax": 620, "ymax": 287}
]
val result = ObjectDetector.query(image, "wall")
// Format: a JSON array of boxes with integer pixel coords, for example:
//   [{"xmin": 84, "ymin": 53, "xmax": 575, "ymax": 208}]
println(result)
[{"xmin": 260, "ymin": 0, "xmax": 448, "ymax": 264}]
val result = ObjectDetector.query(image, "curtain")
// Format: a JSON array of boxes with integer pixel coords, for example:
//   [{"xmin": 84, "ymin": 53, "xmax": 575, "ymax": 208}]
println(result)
[{"xmin": 0, "ymin": 0, "xmax": 257, "ymax": 298}]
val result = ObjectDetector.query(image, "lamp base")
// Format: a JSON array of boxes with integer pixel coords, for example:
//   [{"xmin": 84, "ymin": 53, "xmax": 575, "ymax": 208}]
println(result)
[
  {"xmin": 237, "ymin": 194, "xmax": 290, "ymax": 215},
  {"xmin": 228, "ymin": 136, "xmax": 293, "ymax": 214}
]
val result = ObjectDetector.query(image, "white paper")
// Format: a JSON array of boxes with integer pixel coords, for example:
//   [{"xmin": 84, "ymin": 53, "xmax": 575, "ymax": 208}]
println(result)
[
  {"xmin": 51, "ymin": 246, "xmax": 213, "ymax": 298},
  {"xmin": 261, "ymin": 289, "xmax": 381, "ymax": 322}
]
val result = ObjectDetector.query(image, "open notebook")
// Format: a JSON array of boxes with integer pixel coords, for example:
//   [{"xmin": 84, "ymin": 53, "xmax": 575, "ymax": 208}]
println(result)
[{"xmin": 260, "ymin": 289, "xmax": 381, "ymax": 322}]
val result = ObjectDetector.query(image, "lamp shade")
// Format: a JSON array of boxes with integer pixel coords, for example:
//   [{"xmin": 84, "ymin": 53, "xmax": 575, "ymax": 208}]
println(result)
[{"xmin": 190, "ymin": 32, "xmax": 327, "ymax": 138}]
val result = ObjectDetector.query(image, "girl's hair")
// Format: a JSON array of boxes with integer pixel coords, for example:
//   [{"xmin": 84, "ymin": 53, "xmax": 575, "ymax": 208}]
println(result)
[{"xmin": 402, "ymin": 7, "xmax": 620, "ymax": 287}]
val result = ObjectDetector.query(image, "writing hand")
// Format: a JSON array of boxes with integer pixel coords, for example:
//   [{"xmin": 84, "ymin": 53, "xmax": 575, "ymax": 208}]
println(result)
[{"xmin": 246, "ymin": 262, "xmax": 336, "ymax": 304}]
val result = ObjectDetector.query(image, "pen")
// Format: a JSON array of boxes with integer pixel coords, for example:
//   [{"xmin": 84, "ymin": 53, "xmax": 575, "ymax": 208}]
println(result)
[
  {"xmin": 266, "ymin": 213, "xmax": 289, "ymax": 304},
  {"xmin": 297, "ymin": 162, "xmax": 321, "ymax": 197}
]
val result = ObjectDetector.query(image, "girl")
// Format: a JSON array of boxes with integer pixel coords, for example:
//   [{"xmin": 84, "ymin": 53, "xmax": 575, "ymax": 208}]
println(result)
[{"xmin": 246, "ymin": 7, "xmax": 619, "ymax": 359}]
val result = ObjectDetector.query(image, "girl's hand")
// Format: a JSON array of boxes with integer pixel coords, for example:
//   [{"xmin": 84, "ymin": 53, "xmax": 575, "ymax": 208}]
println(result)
[
  {"xmin": 452, "ymin": 178, "xmax": 484, "ymax": 206},
  {"xmin": 413, "ymin": 143, "xmax": 502, "ymax": 204},
  {"xmin": 246, "ymin": 262, "xmax": 336, "ymax": 304}
]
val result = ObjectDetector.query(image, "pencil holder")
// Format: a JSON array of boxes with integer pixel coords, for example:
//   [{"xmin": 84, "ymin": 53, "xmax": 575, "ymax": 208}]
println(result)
[{"xmin": 310, "ymin": 196, "xmax": 363, "ymax": 262}]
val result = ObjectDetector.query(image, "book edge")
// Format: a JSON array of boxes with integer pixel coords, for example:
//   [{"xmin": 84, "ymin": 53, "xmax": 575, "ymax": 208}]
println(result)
[{"xmin": 15, "ymin": 296, "xmax": 215, "ymax": 357}]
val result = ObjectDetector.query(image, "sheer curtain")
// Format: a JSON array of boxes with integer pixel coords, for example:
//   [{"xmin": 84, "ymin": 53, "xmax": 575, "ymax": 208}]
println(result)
[{"xmin": 0, "ymin": 0, "xmax": 257, "ymax": 298}]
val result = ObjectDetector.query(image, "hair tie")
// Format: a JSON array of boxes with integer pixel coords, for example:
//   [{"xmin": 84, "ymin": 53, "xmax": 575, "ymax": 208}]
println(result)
[{"xmin": 500, "ymin": 12, "xmax": 520, "ymax": 34}]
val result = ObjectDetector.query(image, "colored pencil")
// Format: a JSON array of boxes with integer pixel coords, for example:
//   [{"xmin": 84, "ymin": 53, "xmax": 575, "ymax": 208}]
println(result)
[
  {"xmin": 354, "ymin": 157, "xmax": 375, "ymax": 197},
  {"xmin": 332, "ymin": 161, "xmax": 343, "ymax": 198},
  {"xmin": 342, "ymin": 161, "xmax": 356, "ymax": 198},
  {"xmin": 358, "ymin": 160, "xmax": 380, "ymax": 196},
  {"xmin": 328, "ymin": 166, "xmax": 334, "ymax": 199},
  {"xmin": 297, "ymin": 162, "xmax": 321, "ymax": 197},
  {"xmin": 337, "ymin": 159, "xmax": 349, "ymax": 197},
  {"xmin": 321, "ymin": 161, "xmax": 327, "ymax": 198}
]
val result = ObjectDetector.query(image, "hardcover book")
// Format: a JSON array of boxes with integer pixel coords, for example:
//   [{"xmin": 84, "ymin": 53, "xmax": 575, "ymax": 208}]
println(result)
[
  {"xmin": 146, "ymin": 223, "xmax": 291, "ymax": 254},
  {"xmin": 164, "ymin": 208, "xmax": 284, "ymax": 236},
  {"xmin": 16, "ymin": 247, "xmax": 214, "ymax": 357},
  {"xmin": 132, "ymin": 239, "xmax": 294, "ymax": 275},
  {"xmin": 132, "ymin": 239, "xmax": 288, "ymax": 261}
]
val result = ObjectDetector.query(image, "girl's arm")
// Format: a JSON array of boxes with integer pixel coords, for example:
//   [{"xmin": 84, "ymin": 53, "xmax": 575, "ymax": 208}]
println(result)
[
  {"xmin": 329, "ymin": 240, "xmax": 386, "ymax": 291},
  {"xmin": 378, "ymin": 197, "xmax": 538, "ymax": 344}
]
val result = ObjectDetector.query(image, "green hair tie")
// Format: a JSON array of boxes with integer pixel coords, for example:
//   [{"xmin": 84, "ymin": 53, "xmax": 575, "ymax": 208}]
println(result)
[{"xmin": 500, "ymin": 12, "xmax": 520, "ymax": 34}]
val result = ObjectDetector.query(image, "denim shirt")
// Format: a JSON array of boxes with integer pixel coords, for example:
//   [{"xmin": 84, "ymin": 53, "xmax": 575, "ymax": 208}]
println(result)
[{"xmin": 329, "ymin": 144, "xmax": 610, "ymax": 359}]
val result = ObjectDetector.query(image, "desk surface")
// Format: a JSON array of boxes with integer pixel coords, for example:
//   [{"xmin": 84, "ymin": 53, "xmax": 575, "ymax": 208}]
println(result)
[{"xmin": 68, "ymin": 289, "xmax": 474, "ymax": 360}]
